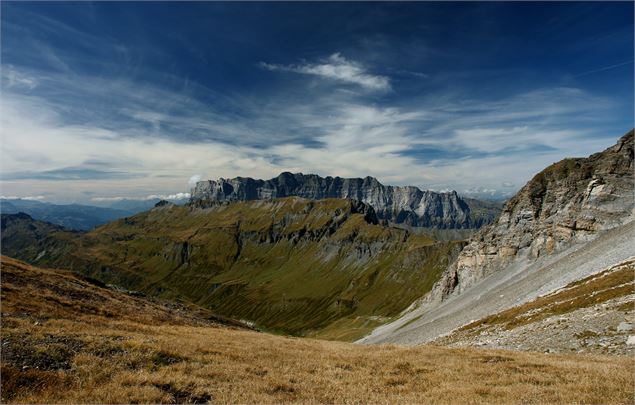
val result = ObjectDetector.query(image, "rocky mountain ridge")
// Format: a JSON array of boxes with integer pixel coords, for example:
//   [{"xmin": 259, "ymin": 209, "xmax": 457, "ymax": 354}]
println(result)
[
  {"xmin": 433, "ymin": 130, "xmax": 634, "ymax": 300},
  {"xmin": 191, "ymin": 173, "xmax": 501, "ymax": 229}
]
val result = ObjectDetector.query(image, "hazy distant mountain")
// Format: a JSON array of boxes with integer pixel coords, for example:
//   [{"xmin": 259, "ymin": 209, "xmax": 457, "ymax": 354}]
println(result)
[
  {"xmin": 89, "ymin": 198, "xmax": 163, "ymax": 213},
  {"xmin": 0, "ymin": 199, "xmax": 131, "ymax": 231},
  {"xmin": 0, "ymin": 197, "xmax": 192, "ymax": 231}
]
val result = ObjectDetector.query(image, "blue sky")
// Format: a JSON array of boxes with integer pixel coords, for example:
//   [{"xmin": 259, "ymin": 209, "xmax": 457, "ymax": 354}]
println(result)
[{"xmin": 1, "ymin": 2, "xmax": 633, "ymax": 203}]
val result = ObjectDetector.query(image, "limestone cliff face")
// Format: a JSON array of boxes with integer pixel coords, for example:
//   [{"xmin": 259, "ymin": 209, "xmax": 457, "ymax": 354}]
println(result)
[
  {"xmin": 433, "ymin": 130, "xmax": 634, "ymax": 298},
  {"xmin": 191, "ymin": 173, "xmax": 499, "ymax": 229}
]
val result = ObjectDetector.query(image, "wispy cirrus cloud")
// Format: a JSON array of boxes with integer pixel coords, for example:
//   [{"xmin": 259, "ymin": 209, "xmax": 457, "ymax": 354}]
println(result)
[
  {"xmin": 0, "ymin": 66, "xmax": 624, "ymax": 203},
  {"xmin": 3, "ymin": 159, "xmax": 140, "ymax": 181},
  {"xmin": 573, "ymin": 60, "xmax": 634, "ymax": 78},
  {"xmin": 0, "ymin": 195, "xmax": 45, "ymax": 201},
  {"xmin": 2, "ymin": 66, "xmax": 38, "ymax": 89},
  {"xmin": 260, "ymin": 53, "xmax": 391, "ymax": 91}
]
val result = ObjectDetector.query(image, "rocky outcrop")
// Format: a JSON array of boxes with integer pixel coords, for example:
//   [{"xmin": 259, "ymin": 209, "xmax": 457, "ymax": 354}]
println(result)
[
  {"xmin": 191, "ymin": 173, "xmax": 500, "ymax": 229},
  {"xmin": 434, "ymin": 130, "xmax": 634, "ymax": 299},
  {"xmin": 154, "ymin": 200, "xmax": 173, "ymax": 208}
]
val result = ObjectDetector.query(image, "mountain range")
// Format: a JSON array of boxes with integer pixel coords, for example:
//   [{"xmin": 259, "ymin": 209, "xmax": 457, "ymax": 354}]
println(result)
[
  {"xmin": 191, "ymin": 173, "xmax": 503, "ymax": 229},
  {"xmin": 1, "ymin": 177, "xmax": 500, "ymax": 233},
  {"xmin": 1, "ymin": 198, "xmax": 463, "ymax": 339}
]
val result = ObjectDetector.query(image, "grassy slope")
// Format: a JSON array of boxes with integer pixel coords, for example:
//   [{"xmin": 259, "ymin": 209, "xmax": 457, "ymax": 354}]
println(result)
[
  {"xmin": 1, "ymin": 198, "xmax": 463, "ymax": 339},
  {"xmin": 1, "ymin": 256, "xmax": 633, "ymax": 404}
]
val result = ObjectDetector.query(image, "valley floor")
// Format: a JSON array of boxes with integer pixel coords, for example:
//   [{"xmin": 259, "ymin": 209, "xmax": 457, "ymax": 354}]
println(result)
[{"xmin": 1, "ymin": 257, "xmax": 634, "ymax": 404}]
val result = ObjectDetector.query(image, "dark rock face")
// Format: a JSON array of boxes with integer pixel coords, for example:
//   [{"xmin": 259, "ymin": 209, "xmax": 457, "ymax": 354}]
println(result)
[
  {"xmin": 434, "ymin": 129, "xmax": 634, "ymax": 299},
  {"xmin": 191, "ymin": 173, "xmax": 499, "ymax": 229}
]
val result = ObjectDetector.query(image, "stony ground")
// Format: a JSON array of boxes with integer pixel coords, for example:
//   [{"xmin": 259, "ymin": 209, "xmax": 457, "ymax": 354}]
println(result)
[
  {"xmin": 436, "ymin": 295, "xmax": 634, "ymax": 355},
  {"xmin": 434, "ymin": 259, "xmax": 635, "ymax": 356}
]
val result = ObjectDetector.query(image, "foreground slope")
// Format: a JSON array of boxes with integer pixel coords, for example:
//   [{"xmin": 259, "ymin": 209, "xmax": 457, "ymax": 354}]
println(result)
[
  {"xmin": 1, "ymin": 257, "xmax": 633, "ymax": 404},
  {"xmin": 360, "ymin": 130, "xmax": 634, "ymax": 345},
  {"xmin": 1, "ymin": 198, "xmax": 463, "ymax": 339}
]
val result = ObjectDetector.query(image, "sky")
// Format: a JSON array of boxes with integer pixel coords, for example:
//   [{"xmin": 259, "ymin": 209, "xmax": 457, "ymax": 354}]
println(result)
[{"xmin": 1, "ymin": 2, "xmax": 633, "ymax": 203}]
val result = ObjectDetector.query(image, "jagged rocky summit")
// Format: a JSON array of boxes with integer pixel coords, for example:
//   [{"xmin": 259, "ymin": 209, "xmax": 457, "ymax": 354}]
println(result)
[{"xmin": 191, "ymin": 173, "xmax": 500, "ymax": 229}]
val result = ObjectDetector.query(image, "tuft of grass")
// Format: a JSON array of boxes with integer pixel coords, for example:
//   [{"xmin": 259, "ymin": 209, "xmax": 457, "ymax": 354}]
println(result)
[
  {"xmin": 0, "ymin": 365, "xmax": 72, "ymax": 402},
  {"xmin": 575, "ymin": 330, "xmax": 600, "ymax": 340}
]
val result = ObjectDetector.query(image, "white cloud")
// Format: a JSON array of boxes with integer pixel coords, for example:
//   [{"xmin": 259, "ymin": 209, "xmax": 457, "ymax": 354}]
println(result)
[
  {"xmin": 92, "ymin": 193, "xmax": 191, "ymax": 202},
  {"xmin": 453, "ymin": 126, "xmax": 531, "ymax": 152},
  {"xmin": 463, "ymin": 187, "xmax": 498, "ymax": 196},
  {"xmin": 188, "ymin": 174, "xmax": 202, "ymax": 188},
  {"xmin": 2, "ymin": 67, "xmax": 38, "ymax": 90},
  {"xmin": 261, "ymin": 53, "xmax": 391, "ymax": 91},
  {"xmin": 146, "ymin": 192, "xmax": 191, "ymax": 200},
  {"xmin": 0, "ymin": 195, "xmax": 45, "ymax": 200}
]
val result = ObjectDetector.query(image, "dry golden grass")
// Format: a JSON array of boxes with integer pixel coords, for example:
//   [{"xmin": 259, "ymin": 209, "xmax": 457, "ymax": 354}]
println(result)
[{"xmin": 2, "ymin": 256, "xmax": 634, "ymax": 404}]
